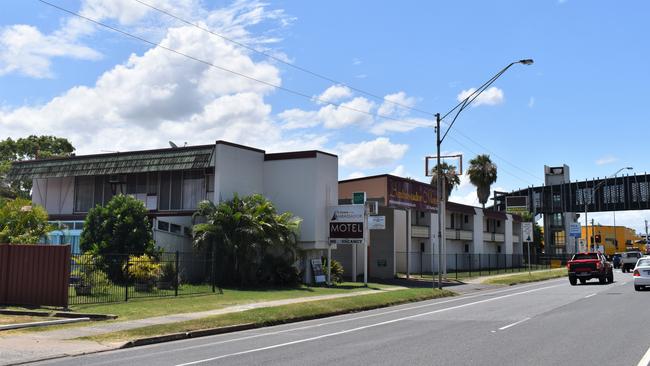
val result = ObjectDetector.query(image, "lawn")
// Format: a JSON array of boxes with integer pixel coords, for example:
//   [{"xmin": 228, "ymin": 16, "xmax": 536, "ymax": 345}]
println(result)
[
  {"xmin": 14, "ymin": 282, "xmax": 398, "ymax": 324},
  {"xmin": 0, "ymin": 315, "xmax": 58, "ymax": 326},
  {"xmin": 83, "ymin": 287, "xmax": 455, "ymax": 343},
  {"xmin": 398, "ymin": 264, "xmax": 553, "ymax": 281},
  {"xmin": 481, "ymin": 268, "xmax": 568, "ymax": 285}
]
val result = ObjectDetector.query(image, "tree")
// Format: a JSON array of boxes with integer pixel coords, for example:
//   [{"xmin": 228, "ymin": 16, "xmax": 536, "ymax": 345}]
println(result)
[
  {"xmin": 192, "ymin": 194, "xmax": 302, "ymax": 286},
  {"xmin": 467, "ymin": 154, "xmax": 497, "ymax": 209},
  {"xmin": 429, "ymin": 162, "xmax": 461, "ymax": 202},
  {"xmin": 0, "ymin": 198, "xmax": 52, "ymax": 244},
  {"xmin": 80, "ymin": 195, "xmax": 154, "ymax": 255},
  {"xmin": 0, "ymin": 135, "xmax": 75, "ymax": 198}
]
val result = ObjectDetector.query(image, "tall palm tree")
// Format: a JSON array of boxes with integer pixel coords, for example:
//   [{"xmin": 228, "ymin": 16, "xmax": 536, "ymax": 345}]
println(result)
[
  {"xmin": 429, "ymin": 162, "xmax": 461, "ymax": 202},
  {"xmin": 467, "ymin": 154, "xmax": 497, "ymax": 209}
]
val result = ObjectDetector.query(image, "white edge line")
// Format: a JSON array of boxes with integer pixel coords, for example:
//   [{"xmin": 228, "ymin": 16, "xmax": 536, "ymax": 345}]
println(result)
[
  {"xmin": 637, "ymin": 344, "xmax": 650, "ymax": 366},
  {"xmin": 174, "ymin": 284, "xmax": 562, "ymax": 366},
  {"xmin": 584, "ymin": 293, "xmax": 597, "ymax": 299},
  {"xmin": 498, "ymin": 317, "xmax": 531, "ymax": 331}
]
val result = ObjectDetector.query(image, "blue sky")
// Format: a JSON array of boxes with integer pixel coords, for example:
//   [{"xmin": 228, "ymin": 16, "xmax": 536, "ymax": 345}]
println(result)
[{"xmin": 1, "ymin": 1, "xmax": 649, "ymax": 231}]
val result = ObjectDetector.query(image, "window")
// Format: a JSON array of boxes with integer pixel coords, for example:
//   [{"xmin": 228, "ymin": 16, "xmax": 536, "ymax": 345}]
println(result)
[
  {"xmin": 464, "ymin": 244, "xmax": 469, "ymax": 253},
  {"xmin": 147, "ymin": 172, "xmax": 158, "ymax": 195},
  {"xmin": 159, "ymin": 172, "xmax": 171, "ymax": 210},
  {"xmin": 553, "ymin": 230, "xmax": 566, "ymax": 247},
  {"xmin": 206, "ymin": 174, "xmax": 214, "ymax": 195},
  {"xmin": 497, "ymin": 220, "xmax": 501, "ymax": 228},
  {"xmin": 157, "ymin": 220, "xmax": 169, "ymax": 231},
  {"xmin": 497, "ymin": 245, "xmax": 502, "ymax": 253},
  {"xmin": 450, "ymin": 214, "xmax": 455, "ymax": 229},
  {"xmin": 184, "ymin": 226, "xmax": 192, "ymax": 237},
  {"xmin": 420, "ymin": 211, "xmax": 425, "ymax": 219},
  {"xmin": 464, "ymin": 215, "xmax": 469, "ymax": 224},
  {"xmin": 182, "ymin": 170, "xmax": 205, "ymax": 210},
  {"xmin": 74, "ymin": 176, "xmax": 94, "ymax": 212},
  {"xmin": 170, "ymin": 171, "xmax": 182, "ymax": 209},
  {"xmin": 170, "ymin": 223, "xmax": 182, "ymax": 234}
]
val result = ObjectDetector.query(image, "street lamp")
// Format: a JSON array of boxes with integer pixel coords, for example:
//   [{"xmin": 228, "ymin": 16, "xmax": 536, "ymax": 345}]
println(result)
[
  {"xmin": 434, "ymin": 59, "xmax": 534, "ymax": 289},
  {"xmin": 584, "ymin": 166, "xmax": 632, "ymax": 252}
]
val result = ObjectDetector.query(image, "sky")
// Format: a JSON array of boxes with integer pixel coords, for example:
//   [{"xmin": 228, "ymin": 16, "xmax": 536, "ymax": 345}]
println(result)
[{"xmin": 1, "ymin": 0, "xmax": 650, "ymax": 232}]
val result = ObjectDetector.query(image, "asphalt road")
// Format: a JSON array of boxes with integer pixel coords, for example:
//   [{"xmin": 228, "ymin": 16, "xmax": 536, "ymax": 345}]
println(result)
[{"xmin": 34, "ymin": 271, "xmax": 650, "ymax": 366}]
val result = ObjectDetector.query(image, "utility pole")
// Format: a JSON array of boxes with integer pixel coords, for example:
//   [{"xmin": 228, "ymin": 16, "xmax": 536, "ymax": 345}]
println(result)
[{"xmin": 436, "ymin": 113, "xmax": 443, "ymax": 290}]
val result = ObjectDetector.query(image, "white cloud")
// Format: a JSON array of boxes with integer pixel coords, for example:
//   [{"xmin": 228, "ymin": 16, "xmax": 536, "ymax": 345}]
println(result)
[
  {"xmin": 0, "ymin": 1, "xmax": 324, "ymax": 154},
  {"xmin": 352, "ymin": 58, "xmax": 362, "ymax": 65},
  {"xmin": 456, "ymin": 86, "xmax": 504, "ymax": 107},
  {"xmin": 318, "ymin": 97, "xmax": 375, "ymax": 129},
  {"xmin": 338, "ymin": 138, "xmax": 408, "ymax": 169},
  {"xmin": 390, "ymin": 165, "xmax": 406, "ymax": 177},
  {"xmin": 371, "ymin": 117, "xmax": 433, "ymax": 135},
  {"xmin": 377, "ymin": 91, "xmax": 417, "ymax": 117},
  {"xmin": 346, "ymin": 171, "xmax": 365, "ymax": 179},
  {"xmin": 596, "ymin": 156, "xmax": 618, "ymax": 165},
  {"xmin": 528, "ymin": 96, "xmax": 535, "ymax": 108},
  {"xmin": 278, "ymin": 109, "xmax": 319, "ymax": 129},
  {"xmin": 0, "ymin": 25, "xmax": 101, "ymax": 78},
  {"xmin": 313, "ymin": 85, "xmax": 353, "ymax": 104}
]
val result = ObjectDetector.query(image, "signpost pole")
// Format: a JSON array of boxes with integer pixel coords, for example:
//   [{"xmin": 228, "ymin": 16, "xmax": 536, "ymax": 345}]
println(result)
[
  {"xmin": 527, "ymin": 240, "xmax": 531, "ymax": 275},
  {"xmin": 364, "ymin": 206, "xmax": 368, "ymax": 286},
  {"xmin": 352, "ymin": 243, "xmax": 357, "ymax": 283},
  {"xmin": 327, "ymin": 241, "xmax": 332, "ymax": 286}
]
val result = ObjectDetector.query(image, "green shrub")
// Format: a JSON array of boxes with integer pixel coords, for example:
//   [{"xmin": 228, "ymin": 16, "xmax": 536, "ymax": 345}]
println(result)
[
  {"xmin": 323, "ymin": 258, "xmax": 344, "ymax": 283},
  {"xmin": 72, "ymin": 254, "xmax": 112, "ymax": 292},
  {"xmin": 126, "ymin": 254, "xmax": 161, "ymax": 283},
  {"xmin": 159, "ymin": 261, "xmax": 178, "ymax": 284}
]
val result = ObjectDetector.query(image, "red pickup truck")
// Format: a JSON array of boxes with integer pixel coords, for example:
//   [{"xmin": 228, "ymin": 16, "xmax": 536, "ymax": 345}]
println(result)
[{"xmin": 567, "ymin": 252, "xmax": 613, "ymax": 285}]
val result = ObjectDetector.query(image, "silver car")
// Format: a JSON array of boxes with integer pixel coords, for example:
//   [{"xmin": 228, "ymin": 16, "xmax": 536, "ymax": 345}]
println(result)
[{"xmin": 633, "ymin": 257, "xmax": 650, "ymax": 291}]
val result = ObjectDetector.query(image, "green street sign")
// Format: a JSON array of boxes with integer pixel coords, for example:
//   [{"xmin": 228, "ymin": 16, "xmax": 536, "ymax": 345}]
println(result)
[{"xmin": 352, "ymin": 191, "xmax": 366, "ymax": 205}]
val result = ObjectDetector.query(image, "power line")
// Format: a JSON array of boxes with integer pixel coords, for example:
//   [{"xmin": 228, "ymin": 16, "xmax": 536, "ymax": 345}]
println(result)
[
  {"xmin": 130, "ymin": 0, "xmax": 542, "ymax": 182},
  {"xmin": 131, "ymin": 0, "xmax": 434, "ymax": 118},
  {"xmin": 37, "ymin": 0, "xmax": 427, "ymax": 128}
]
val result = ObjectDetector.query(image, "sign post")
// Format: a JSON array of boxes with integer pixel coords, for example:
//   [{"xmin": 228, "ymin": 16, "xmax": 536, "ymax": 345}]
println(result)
[
  {"xmin": 569, "ymin": 223, "xmax": 581, "ymax": 254},
  {"xmin": 329, "ymin": 204, "xmax": 365, "ymax": 283},
  {"xmin": 522, "ymin": 222, "xmax": 534, "ymax": 275}
]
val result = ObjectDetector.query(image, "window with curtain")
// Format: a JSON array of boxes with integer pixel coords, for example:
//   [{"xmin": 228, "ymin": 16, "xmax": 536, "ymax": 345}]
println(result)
[
  {"xmin": 183, "ymin": 170, "xmax": 205, "ymax": 209},
  {"xmin": 74, "ymin": 176, "xmax": 94, "ymax": 212}
]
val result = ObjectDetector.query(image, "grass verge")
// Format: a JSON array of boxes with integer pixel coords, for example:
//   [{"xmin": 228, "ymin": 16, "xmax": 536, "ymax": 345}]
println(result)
[
  {"xmin": 82, "ymin": 288, "xmax": 454, "ymax": 343},
  {"xmin": 481, "ymin": 268, "xmax": 568, "ymax": 285},
  {"xmin": 0, "ymin": 315, "xmax": 59, "ymax": 326}
]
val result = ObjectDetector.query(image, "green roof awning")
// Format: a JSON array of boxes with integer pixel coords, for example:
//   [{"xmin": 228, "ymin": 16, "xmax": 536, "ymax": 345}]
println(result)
[{"xmin": 7, "ymin": 145, "xmax": 214, "ymax": 180}]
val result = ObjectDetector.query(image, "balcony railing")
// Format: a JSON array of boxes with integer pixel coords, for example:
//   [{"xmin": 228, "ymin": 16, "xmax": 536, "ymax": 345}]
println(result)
[
  {"xmin": 445, "ymin": 228, "xmax": 473, "ymax": 241},
  {"xmin": 483, "ymin": 232, "xmax": 505, "ymax": 242}
]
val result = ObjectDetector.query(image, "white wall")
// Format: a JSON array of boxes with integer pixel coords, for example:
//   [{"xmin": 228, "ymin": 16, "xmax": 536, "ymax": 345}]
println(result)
[
  {"xmin": 32, "ymin": 177, "xmax": 74, "ymax": 214},
  {"xmin": 263, "ymin": 153, "xmax": 338, "ymax": 250},
  {"xmin": 214, "ymin": 143, "xmax": 264, "ymax": 202}
]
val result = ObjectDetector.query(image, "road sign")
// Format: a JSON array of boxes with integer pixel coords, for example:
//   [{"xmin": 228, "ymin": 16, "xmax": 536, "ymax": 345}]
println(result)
[
  {"xmin": 522, "ymin": 222, "xmax": 534, "ymax": 242},
  {"xmin": 569, "ymin": 223, "xmax": 581, "ymax": 238},
  {"xmin": 368, "ymin": 216, "xmax": 386, "ymax": 230},
  {"xmin": 352, "ymin": 192, "xmax": 366, "ymax": 205},
  {"xmin": 329, "ymin": 205, "xmax": 364, "ymax": 245}
]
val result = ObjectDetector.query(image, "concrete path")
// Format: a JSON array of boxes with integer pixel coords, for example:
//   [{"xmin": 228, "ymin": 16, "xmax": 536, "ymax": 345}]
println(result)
[{"xmin": 0, "ymin": 286, "xmax": 405, "ymax": 366}]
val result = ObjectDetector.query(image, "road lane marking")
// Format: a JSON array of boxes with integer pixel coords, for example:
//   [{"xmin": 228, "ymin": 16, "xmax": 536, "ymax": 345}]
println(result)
[
  {"xmin": 174, "ymin": 283, "xmax": 563, "ymax": 366},
  {"xmin": 498, "ymin": 317, "xmax": 531, "ymax": 331},
  {"xmin": 87, "ymin": 280, "xmax": 569, "ymax": 366},
  {"xmin": 637, "ymin": 344, "xmax": 650, "ymax": 366},
  {"xmin": 584, "ymin": 293, "xmax": 596, "ymax": 298}
]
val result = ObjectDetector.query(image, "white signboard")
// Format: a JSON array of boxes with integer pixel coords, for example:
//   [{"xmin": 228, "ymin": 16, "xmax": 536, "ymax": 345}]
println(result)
[
  {"xmin": 522, "ymin": 222, "xmax": 534, "ymax": 242},
  {"xmin": 368, "ymin": 216, "xmax": 386, "ymax": 230},
  {"xmin": 328, "ymin": 205, "xmax": 365, "ymax": 245}
]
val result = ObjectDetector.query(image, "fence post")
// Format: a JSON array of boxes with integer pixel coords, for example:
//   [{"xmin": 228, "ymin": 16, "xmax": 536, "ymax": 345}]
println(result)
[
  {"xmin": 469, "ymin": 253, "xmax": 472, "ymax": 278},
  {"xmin": 124, "ymin": 259, "xmax": 129, "ymax": 302},
  {"xmin": 488, "ymin": 255, "xmax": 491, "ymax": 275},
  {"xmin": 174, "ymin": 251, "xmax": 179, "ymax": 297},
  {"xmin": 455, "ymin": 254, "xmax": 458, "ymax": 280},
  {"xmin": 211, "ymin": 245, "xmax": 216, "ymax": 293}
]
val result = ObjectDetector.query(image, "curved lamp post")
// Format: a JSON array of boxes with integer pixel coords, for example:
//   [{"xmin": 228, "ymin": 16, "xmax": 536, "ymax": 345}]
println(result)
[{"xmin": 435, "ymin": 59, "xmax": 534, "ymax": 289}]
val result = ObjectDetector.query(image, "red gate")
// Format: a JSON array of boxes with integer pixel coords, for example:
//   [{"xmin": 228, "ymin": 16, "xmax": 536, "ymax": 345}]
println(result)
[{"xmin": 0, "ymin": 244, "xmax": 71, "ymax": 308}]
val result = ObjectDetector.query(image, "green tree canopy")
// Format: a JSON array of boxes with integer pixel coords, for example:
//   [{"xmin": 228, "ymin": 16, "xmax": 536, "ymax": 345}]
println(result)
[
  {"xmin": 80, "ymin": 194, "xmax": 154, "ymax": 255},
  {"xmin": 192, "ymin": 194, "xmax": 302, "ymax": 286},
  {"xmin": 429, "ymin": 162, "xmax": 461, "ymax": 202},
  {"xmin": 0, "ymin": 135, "xmax": 75, "ymax": 198},
  {"xmin": 467, "ymin": 154, "xmax": 497, "ymax": 209},
  {"xmin": 0, "ymin": 198, "xmax": 52, "ymax": 244}
]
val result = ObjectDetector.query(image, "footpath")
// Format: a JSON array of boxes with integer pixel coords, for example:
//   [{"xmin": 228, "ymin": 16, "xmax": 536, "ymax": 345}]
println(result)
[{"xmin": 0, "ymin": 287, "xmax": 407, "ymax": 365}]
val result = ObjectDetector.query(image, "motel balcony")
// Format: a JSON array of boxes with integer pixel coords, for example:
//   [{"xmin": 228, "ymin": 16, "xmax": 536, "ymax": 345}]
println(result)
[
  {"xmin": 446, "ymin": 228, "xmax": 474, "ymax": 241},
  {"xmin": 483, "ymin": 232, "xmax": 505, "ymax": 242}
]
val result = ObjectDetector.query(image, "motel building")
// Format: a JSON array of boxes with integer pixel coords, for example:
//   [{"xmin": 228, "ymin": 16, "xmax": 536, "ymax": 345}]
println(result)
[
  {"xmin": 8, "ymin": 140, "xmax": 338, "ymax": 283},
  {"xmin": 334, "ymin": 174, "xmax": 524, "ymax": 280}
]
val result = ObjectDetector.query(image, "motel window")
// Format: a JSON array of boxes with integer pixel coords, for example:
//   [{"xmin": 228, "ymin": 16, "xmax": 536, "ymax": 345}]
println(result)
[
  {"xmin": 497, "ymin": 245, "xmax": 502, "ymax": 253},
  {"xmin": 464, "ymin": 215, "xmax": 469, "ymax": 224},
  {"xmin": 157, "ymin": 220, "xmax": 169, "ymax": 231},
  {"xmin": 75, "ymin": 176, "xmax": 95, "ymax": 212},
  {"xmin": 450, "ymin": 214, "xmax": 455, "ymax": 229},
  {"xmin": 464, "ymin": 244, "xmax": 469, "ymax": 253},
  {"xmin": 497, "ymin": 220, "xmax": 501, "ymax": 228}
]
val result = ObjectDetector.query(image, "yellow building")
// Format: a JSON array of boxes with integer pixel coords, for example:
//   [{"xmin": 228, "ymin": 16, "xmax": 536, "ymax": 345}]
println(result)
[{"xmin": 581, "ymin": 225, "xmax": 638, "ymax": 255}]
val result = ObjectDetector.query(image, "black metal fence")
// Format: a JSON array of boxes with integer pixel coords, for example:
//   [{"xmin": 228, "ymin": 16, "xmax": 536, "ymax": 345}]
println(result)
[
  {"xmin": 69, "ymin": 251, "xmax": 220, "ymax": 305},
  {"xmin": 395, "ymin": 252, "xmax": 572, "ymax": 280}
]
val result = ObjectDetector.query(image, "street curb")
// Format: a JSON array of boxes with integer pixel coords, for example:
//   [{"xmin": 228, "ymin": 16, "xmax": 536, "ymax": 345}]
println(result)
[
  {"xmin": 119, "ymin": 292, "xmax": 456, "ymax": 349},
  {"xmin": 0, "ymin": 309, "xmax": 117, "ymax": 320}
]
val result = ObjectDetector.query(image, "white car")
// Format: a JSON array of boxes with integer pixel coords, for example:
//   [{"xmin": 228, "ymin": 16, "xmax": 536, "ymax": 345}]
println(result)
[{"xmin": 633, "ymin": 257, "xmax": 650, "ymax": 291}]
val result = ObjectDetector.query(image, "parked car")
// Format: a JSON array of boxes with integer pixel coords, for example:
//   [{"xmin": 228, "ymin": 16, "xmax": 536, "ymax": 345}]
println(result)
[
  {"xmin": 621, "ymin": 251, "xmax": 643, "ymax": 273},
  {"xmin": 567, "ymin": 252, "xmax": 614, "ymax": 285},
  {"xmin": 633, "ymin": 257, "xmax": 650, "ymax": 291}
]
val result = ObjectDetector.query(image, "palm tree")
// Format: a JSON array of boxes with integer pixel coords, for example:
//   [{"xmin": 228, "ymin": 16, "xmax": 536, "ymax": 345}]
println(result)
[
  {"xmin": 192, "ymin": 194, "xmax": 302, "ymax": 286},
  {"xmin": 467, "ymin": 154, "xmax": 497, "ymax": 209},
  {"xmin": 429, "ymin": 162, "xmax": 461, "ymax": 202}
]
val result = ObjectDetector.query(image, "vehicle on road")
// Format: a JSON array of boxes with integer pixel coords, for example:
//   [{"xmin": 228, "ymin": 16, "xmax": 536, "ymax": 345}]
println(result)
[
  {"xmin": 567, "ymin": 252, "xmax": 613, "ymax": 285},
  {"xmin": 620, "ymin": 251, "xmax": 643, "ymax": 273},
  {"xmin": 633, "ymin": 257, "xmax": 650, "ymax": 291},
  {"xmin": 612, "ymin": 253, "xmax": 621, "ymax": 269}
]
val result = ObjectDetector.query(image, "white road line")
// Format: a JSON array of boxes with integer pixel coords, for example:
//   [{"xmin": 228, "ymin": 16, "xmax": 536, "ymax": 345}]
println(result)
[
  {"xmin": 174, "ymin": 283, "xmax": 563, "ymax": 366},
  {"xmin": 637, "ymin": 344, "xmax": 650, "ymax": 366},
  {"xmin": 498, "ymin": 317, "xmax": 531, "ymax": 331},
  {"xmin": 584, "ymin": 293, "xmax": 597, "ymax": 299}
]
